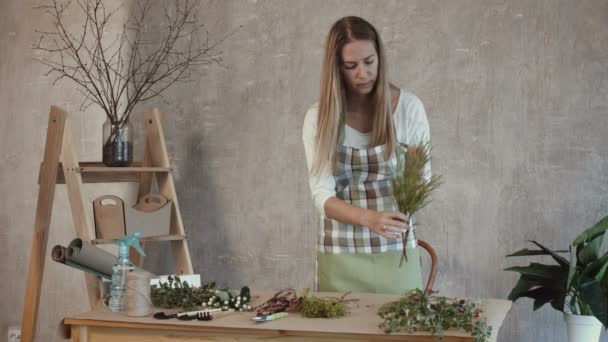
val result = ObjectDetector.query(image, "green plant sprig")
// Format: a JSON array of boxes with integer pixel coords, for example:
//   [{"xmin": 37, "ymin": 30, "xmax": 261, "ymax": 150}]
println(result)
[
  {"xmin": 378, "ymin": 289, "xmax": 491, "ymax": 342},
  {"xmin": 299, "ymin": 289, "xmax": 358, "ymax": 318},
  {"xmin": 391, "ymin": 142, "xmax": 442, "ymax": 265},
  {"xmin": 392, "ymin": 142, "xmax": 443, "ymax": 217}
]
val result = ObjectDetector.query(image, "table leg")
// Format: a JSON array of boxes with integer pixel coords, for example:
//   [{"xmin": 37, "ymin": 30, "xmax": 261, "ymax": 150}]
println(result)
[{"xmin": 71, "ymin": 325, "xmax": 89, "ymax": 342}]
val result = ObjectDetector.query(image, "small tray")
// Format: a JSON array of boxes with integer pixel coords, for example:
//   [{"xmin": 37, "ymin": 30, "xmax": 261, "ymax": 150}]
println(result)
[{"xmin": 125, "ymin": 194, "xmax": 172, "ymax": 237}]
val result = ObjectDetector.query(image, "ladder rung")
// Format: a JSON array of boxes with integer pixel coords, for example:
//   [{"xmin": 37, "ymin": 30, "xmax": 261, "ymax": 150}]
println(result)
[
  {"xmin": 43, "ymin": 162, "xmax": 173, "ymax": 184},
  {"xmin": 91, "ymin": 234, "xmax": 187, "ymax": 245},
  {"xmin": 77, "ymin": 162, "xmax": 172, "ymax": 172}
]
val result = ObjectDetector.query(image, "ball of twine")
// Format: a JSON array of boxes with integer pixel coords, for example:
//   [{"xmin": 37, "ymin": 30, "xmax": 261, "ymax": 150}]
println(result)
[{"xmin": 126, "ymin": 271, "xmax": 153, "ymax": 317}]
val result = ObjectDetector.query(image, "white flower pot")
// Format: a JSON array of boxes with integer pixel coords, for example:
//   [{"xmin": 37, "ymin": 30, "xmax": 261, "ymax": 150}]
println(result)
[{"xmin": 564, "ymin": 314, "xmax": 602, "ymax": 342}]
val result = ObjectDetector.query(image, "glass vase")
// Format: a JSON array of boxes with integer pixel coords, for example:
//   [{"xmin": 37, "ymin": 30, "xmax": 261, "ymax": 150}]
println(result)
[{"xmin": 102, "ymin": 117, "xmax": 133, "ymax": 167}]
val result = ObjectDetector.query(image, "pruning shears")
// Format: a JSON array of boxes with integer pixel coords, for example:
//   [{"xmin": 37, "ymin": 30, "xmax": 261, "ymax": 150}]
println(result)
[{"xmin": 251, "ymin": 312, "xmax": 288, "ymax": 323}]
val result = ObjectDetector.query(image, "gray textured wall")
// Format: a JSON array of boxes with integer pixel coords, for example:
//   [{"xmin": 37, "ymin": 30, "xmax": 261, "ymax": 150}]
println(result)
[{"xmin": 1, "ymin": 0, "xmax": 607, "ymax": 341}]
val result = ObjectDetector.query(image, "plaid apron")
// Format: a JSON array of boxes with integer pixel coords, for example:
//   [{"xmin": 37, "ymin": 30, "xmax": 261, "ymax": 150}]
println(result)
[
  {"xmin": 319, "ymin": 138, "xmax": 402, "ymax": 253},
  {"xmin": 317, "ymin": 126, "xmax": 423, "ymax": 293}
]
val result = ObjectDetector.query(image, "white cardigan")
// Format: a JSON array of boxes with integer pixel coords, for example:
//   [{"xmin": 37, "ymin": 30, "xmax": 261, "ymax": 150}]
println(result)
[{"xmin": 302, "ymin": 90, "xmax": 432, "ymax": 216}]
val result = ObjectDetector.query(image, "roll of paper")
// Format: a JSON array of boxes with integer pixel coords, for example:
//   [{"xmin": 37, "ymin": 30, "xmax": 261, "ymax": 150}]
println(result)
[
  {"xmin": 51, "ymin": 238, "xmax": 154, "ymax": 279},
  {"xmin": 66, "ymin": 239, "xmax": 117, "ymax": 277},
  {"xmin": 52, "ymin": 245, "xmax": 66, "ymax": 263},
  {"xmin": 65, "ymin": 260, "xmax": 111, "ymax": 279},
  {"xmin": 52, "ymin": 244, "xmax": 111, "ymax": 279}
]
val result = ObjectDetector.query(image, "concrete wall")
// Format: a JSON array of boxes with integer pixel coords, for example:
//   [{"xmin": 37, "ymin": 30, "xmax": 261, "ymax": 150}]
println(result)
[{"xmin": 1, "ymin": 0, "xmax": 607, "ymax": 341}]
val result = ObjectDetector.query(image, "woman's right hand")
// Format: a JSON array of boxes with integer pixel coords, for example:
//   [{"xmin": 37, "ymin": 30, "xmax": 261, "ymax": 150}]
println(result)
[{"xmin": 362, "ymin": 210, "xmax": 409, "ymax": 239}]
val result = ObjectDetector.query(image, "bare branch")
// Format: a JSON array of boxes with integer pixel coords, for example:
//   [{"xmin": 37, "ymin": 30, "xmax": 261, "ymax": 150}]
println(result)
[{"xmin": 33, "ymin": 0, "xmax": 239, "ymax": 125}]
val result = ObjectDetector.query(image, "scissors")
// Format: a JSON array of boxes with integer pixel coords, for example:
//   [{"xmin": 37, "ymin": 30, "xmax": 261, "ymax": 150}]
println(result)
[{"xmin": 251, "ymin": 312, "xmax": 288, "ymax": 323}]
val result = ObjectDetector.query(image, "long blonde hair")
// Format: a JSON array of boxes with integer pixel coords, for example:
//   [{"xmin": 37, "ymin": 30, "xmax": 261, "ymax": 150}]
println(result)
[{"xmin": 312, "ymin": 16, "xmax": 394, "ymax": 175}]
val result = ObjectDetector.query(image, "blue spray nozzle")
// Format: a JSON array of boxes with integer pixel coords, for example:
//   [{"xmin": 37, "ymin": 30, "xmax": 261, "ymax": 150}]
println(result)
[{"xmin": 114, "ymin": 232, "xmax": 146, "ymax": 259}]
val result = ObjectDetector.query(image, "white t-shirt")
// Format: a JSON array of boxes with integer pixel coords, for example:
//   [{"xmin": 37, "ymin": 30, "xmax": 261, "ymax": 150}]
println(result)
[{"xmin": 302, "ymin": 90, "xmax": 431, "ymax": 216}]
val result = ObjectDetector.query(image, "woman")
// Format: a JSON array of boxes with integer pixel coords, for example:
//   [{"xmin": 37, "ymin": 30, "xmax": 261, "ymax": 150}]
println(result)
[{"xmin": 302, "ymin": 16, "xmax": 431, "ymax": 294}]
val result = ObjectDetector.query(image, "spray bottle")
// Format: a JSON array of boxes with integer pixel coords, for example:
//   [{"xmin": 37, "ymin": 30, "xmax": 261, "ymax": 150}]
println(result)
[{"xmin": 108, "ymin": 232, "xmax": 145, "ymax": 312}]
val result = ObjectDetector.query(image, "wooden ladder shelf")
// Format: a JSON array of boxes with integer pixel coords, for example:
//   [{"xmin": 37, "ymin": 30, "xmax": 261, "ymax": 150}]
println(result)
[{"xmin": 21, "ymin": 106, "xmax": 194, "ymax": 342}]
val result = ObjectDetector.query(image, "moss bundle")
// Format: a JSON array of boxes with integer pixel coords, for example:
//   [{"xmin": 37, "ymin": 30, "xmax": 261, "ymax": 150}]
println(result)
[{"xmin": 299, "ymin": 289, "xmax": 357, "ymax": 318}]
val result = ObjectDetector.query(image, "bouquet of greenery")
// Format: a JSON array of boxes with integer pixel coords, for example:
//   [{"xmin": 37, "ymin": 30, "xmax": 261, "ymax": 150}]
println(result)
[
  {"xmin": 151, "ymin": 276, "xmax": 252, "ymax": 312},
  {"xmin": 378, "ymin": 289, "xmax": 491, "ymax": 342},
  {"xmin": 392, "ymin": 143, "xmax": 442, "ymax": 265}
]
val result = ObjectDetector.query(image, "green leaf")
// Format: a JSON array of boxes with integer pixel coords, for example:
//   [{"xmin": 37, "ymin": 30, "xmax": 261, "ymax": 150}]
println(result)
[
  {"xmin": 549, "ymin": 286, "xmax": 567, "ymax": 312},
  {"xmin": 595, "ymin": 262, "xmax": 608, "ymax": 287},
  {"xmin": 216, "ymin": 290, "xmax": 230, "ymax": 302},
  {"xmin": 594, "ymin": 254, "xmax": 608, "ymax": 285},
  {"xmin": 528, "ymin": 240, "xmax": 569, "ymax": 268},
  {"xmin": 602, "ymin": 271, "xmax": 608, "ymax": 290},
  {"xmin": 572, "ymin": 216, "xmax": 608, "ymax": 246},
  {"xmin": 506, "ymin": 263, "xmax": 568, "ymax": 312},
  {"xmin": 580, "ymin": 251, "xmax": 608, "ymax": 280},
  {"xmin": 569, "ymin": 294, "xmax": 579, "ymax": 315},
  {"xmin": 506, "ymin": 248, "xmax": 568, "ymax": 258},
  {"xmin": 527, "ymin": 288, "xmax": 555, "ymax": 311},
  {"xmin": 577, "ymin": 234, "xmax": 604, "ymax": 266},
  {"xmin": 566, "ymin": 246, "xmax": 577, "ymax": 290},
  {"xmin": 505, "ymin": 263, "xmax": 567, "ymax": 280},
  {"xmin": 508, "ymin": 279, "xmax": 565, "ymax": 311},
  {"xmin": 507, "ymin": 276, "xmax": 545, "ymax": 302},
  {"xmin": 579, "ymin": 279, "xmax": 608, "ymax": 329}
]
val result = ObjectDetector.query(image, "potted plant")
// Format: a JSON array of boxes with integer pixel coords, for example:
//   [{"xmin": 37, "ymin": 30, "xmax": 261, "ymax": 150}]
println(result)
[
  {"xmin": 505, "ymin": 216, "xmax": 608, "ymax": 342},
  {"xmin": 33, "ymin": 0, "xmax": 237, "ymax": 166}
]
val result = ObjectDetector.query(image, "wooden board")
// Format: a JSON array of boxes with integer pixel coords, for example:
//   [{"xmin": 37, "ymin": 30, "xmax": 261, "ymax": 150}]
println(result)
[
  {"xmin": 131, "ymin": 109, "xmax": 193, "ymax": 273},
  {"xmin": 59, "ymin": 118, "xmax": 101, "ymax": 309},
  {"xmin": 64, "ymin": 291, "xmax": 512, "ymax": 342},
  {"xmin": 21, "ymin": 106, "xmax": 67, "ymax": 342},
  {"xmin": 93, "ymin": 195, "xmax": 127, "ymax": 239},
  {"xmin": 45, "ymin": 162, "xmax": 172, "ymax": 184},
  {"xmin": 75, "ymin": 324, "xmax": 465, "ymax": 342}
]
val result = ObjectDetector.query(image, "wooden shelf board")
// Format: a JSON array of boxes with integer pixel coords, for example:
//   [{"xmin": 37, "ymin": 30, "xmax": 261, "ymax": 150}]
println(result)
[
  {"xmin": 40, "ymin": 162, "xmax": 172, "ymax": 184},
  {"xmin": 91, "ymin": 234, "xmax": 187, "ymax": 245},
  {"xmin": 76, "ymin": 162, "xmax": 172, "ymax": 173}
]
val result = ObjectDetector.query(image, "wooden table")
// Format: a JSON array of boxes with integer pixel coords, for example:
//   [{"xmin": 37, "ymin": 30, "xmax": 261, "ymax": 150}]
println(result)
[{"xmin": 64, "ymin": 292, "xmax": 512, "ymax": 342}]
